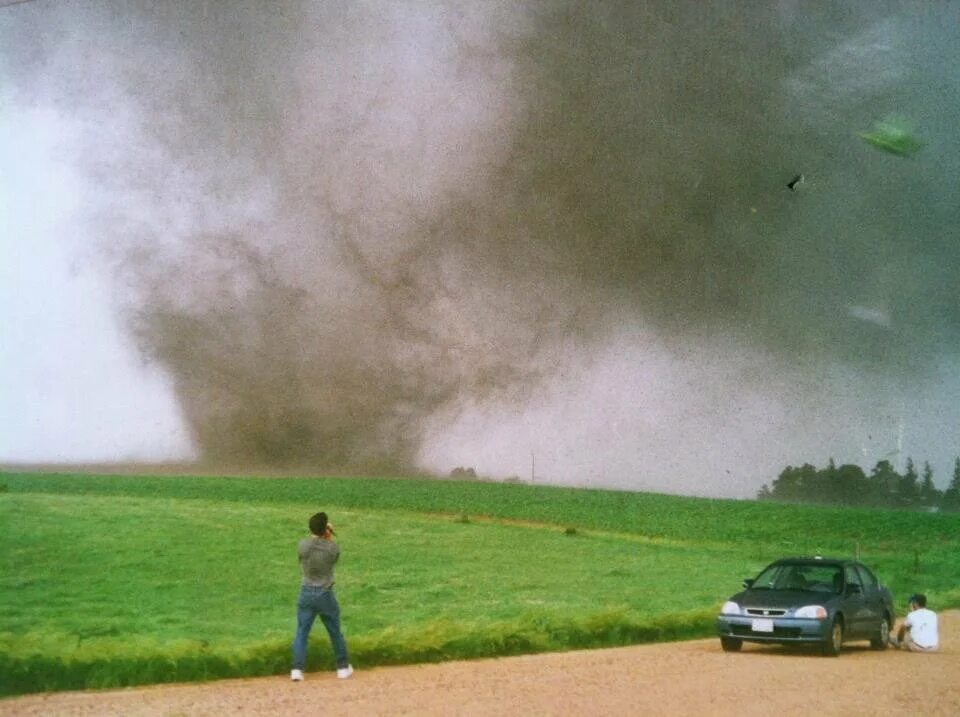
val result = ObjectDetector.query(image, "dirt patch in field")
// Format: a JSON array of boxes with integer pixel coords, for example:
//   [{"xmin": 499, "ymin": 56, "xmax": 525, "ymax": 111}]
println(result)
[{"xmin": 4, "ymin": 611, "xmax": 959, "ymax": 716}]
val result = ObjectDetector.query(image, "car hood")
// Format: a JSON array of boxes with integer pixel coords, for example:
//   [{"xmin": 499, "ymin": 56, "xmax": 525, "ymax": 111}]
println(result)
[{"xmin": 733, "ymin": 589, "xmax": 837, "ymax": 609}]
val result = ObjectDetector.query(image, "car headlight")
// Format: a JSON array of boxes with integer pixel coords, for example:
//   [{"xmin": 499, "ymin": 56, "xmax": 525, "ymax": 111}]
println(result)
[
  {"xmin": 721, "ymin": 601, "xmax": 740, "ymax": 616},
  {"xmin": 794, "ymin": 605, "xmax": 827, "ymax": 619}
]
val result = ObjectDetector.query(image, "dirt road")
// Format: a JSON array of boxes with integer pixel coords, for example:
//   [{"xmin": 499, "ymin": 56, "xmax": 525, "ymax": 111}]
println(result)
[{"xmin": 4, "ymin": 611, "xmax": 958, "ymax": 716}]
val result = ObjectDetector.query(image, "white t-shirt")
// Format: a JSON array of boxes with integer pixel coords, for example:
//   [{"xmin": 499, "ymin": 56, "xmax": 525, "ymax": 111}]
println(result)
[{"xmin": 904, "ymin": 608, "xmax": 939, "ymax": 649}]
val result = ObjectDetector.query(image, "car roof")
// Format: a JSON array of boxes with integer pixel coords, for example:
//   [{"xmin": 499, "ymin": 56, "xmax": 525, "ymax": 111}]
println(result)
[{"xmin": 772, "ymin": 556, "xmax": 852, "ymax": 567}]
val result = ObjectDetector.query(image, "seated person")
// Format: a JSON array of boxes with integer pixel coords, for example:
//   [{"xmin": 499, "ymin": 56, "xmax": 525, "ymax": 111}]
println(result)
[{"xmin": 890, "ymin": 594, "xmax": 939, "ymax": 652}]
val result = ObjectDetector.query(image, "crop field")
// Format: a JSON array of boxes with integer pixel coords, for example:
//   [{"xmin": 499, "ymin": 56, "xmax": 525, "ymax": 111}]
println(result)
[{"xmin": 2, "ymin": 471, "xmax": 959, "ymax": 697}]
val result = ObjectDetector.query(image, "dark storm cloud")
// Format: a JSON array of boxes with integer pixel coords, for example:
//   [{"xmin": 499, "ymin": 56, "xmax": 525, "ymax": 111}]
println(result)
[
  {"xmin": 469, "ymin": 2, "xmax": 960, "ymax": 372},
  {"xmin": 3, "ymin": 1, "xmax": 958, "ymax": 477}
]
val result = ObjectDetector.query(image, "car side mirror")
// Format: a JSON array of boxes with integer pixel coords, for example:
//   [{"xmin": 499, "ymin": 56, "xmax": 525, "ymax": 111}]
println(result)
[
  {"xmin": 743, "ymin": 578, "xmax": 755, "ymax": 589},
  {"xmin": 846, "ymin": 583, "xmax": 862, "ymax": 594}
]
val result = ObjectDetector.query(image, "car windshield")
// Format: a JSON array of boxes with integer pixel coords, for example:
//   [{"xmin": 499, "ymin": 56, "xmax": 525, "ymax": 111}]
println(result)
[{"xmin": 751, "ymin": 563, "xmax": 841, "ymax": 593}]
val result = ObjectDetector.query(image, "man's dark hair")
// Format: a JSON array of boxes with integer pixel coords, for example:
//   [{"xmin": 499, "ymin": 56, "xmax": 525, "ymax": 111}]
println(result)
[
  {"xmin": 309, "ymin": 512, "xmax": 328, "ymax": 536},
  {"xmin": 910, "ymin": 593, "xmax": 927, "ymax": 608}
]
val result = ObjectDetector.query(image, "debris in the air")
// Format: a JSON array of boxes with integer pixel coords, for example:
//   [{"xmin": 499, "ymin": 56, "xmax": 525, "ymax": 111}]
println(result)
[
  {"xmin": 847, "ymin": 305, "xmax": 891, "ymax": 328},
  {"xmin": 859, "ymin": 118, "xmax": 923, "ymax": 156}
]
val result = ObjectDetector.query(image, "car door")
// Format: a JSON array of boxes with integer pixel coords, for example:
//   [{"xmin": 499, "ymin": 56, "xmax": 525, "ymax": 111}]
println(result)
[
  {"xmin": 854, "ymin": 564, "xmax": 885, "ymax": 629},
  {"xmin": 842, "ymin": 564, "xmax": 870, "ymax": 636}
]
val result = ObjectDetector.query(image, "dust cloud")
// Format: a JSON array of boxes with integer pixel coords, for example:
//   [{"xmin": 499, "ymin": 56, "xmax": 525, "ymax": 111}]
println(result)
[{"xmin": 3, "ymin": 1, "xmax": 958, "ymax": 493}]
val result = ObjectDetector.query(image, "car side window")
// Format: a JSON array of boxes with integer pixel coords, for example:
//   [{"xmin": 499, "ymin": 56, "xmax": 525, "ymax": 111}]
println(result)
[
  {"xmin": 855, "ymin": 564, "xmax": 878, "ymax": 590},
  {"xmin": 844, "ymin": 565, "xmax": 863, "ymax": 589}
]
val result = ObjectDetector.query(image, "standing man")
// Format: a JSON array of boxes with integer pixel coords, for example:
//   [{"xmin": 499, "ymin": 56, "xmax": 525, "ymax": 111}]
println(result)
[
  {"xmin": 890, "ymin": 594, "xmax": 939, "ymax": 652},
  {"xmin": 291, "ymin": 512, "xmax": 353, "ymax": 681}
]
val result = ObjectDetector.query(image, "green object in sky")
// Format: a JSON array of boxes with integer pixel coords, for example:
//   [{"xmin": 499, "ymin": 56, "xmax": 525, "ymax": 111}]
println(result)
[{"xmin": 859, "ymin": 118, "xmax": 924, "ymax": 156}]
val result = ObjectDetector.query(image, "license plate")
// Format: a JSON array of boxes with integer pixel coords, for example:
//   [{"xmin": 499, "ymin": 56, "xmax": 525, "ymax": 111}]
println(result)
[{"xmin": 751, "ymin": 619, "xmax": 774, "ymax": 633}]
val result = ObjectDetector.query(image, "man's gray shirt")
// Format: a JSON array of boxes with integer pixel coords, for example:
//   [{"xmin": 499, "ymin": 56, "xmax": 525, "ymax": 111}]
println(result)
[{"xmin": 298, "ymin": 536, "xmax": 339, "ymax": 588}]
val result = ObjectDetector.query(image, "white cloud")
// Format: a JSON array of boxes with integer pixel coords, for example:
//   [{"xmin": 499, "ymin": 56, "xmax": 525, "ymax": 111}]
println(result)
[{"xmin": 0, "ymin": 100, "xmax": 194, "ymax": 463}]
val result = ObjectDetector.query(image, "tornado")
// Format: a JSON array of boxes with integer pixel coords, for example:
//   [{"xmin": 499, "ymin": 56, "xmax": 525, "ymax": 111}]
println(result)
[{"xmin": 3, "ymin": 1, "xmax": 958, "ymax": 479}]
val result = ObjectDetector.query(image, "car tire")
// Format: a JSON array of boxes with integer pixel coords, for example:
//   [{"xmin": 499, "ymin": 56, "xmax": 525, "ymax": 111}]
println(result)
[
  {"xmin": 822, "ymin": 618, "xmax": 843, "ymax": 656},
  {"xmin": 870, "ymin": 615, "xmax": 890, "ymax": 650},
  {"xmin": 720, "ymin": 636, "xmax": 742, "ymax": 652}
]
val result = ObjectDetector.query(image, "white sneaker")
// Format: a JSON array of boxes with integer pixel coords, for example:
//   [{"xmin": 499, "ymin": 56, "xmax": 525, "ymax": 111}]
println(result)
[
  {"xmin": 290, "ymin": 669, "xmax": 304, "ymax": 681},
  {"xmin": 336, "ymin": 665, "xmax": 354, "ymax": 679}
]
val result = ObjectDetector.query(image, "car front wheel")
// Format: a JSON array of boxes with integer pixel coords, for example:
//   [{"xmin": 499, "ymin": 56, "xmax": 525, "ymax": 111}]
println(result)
[
  {"xmin": 822, "ymin": 618, "xmax": 843, "ymax": 656},
  {"xmin": 870, "ymin": 615, "xmax": 890, "ymax": 650},
  {"xmin": 720, "ymin": 636, "xmax": 742, "ymax": 652}
]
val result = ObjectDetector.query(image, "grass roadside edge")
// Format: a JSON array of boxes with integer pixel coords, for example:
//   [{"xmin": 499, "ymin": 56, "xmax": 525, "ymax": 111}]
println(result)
[{"xmin": 0, "ymin": 608, "xmax": 716, "ymax": 698}]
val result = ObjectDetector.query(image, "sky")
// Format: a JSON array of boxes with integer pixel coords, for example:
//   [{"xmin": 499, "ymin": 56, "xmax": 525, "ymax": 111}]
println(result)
[
  {"xmin": 0, "ymin": 102, "xmax": 194, "ymax": 462},
  {"xmin": 2, "ymin": 1, "xmax": 958, "ymax": 498}
]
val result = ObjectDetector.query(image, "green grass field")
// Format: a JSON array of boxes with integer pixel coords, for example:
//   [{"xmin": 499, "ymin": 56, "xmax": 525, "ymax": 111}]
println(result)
[{"xmin": 2, "ymin": 471, "xmax": 959, "ymax": 697}]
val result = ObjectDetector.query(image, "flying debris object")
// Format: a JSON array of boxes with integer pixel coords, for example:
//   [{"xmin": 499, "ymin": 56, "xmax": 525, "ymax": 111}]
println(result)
[
  {"xmin": 859, "ymin": 118, "xmax": 924, "ymax": 156},
  {"xmin": 847, "ymin": 305, "xmax": 892, "ymax": 328}
]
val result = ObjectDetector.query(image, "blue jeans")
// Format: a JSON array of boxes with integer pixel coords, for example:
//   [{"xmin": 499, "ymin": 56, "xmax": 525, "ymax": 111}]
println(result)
[{"xmin": 292, "ymin": 585, "xmax": 350, "ymax": 670}]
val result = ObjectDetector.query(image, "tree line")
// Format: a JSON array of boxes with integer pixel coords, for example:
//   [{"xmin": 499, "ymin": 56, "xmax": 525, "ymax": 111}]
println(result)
[{"xmin": 757, "ymin": 457, "xmax": 960, "ymax": 511}]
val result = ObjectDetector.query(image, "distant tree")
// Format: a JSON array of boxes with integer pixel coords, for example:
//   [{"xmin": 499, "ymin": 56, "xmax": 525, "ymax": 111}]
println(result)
[
  {"xmin": 942, "ymin": 458, "xmax": 960, "ymax": 512},
  {"xmin": 817, "ymin": 458, "xmax": 839, "ymax": 503},
  {"xmin": 767, "ymin": 466, "xmax": 799, "ymax": 501},
  {"xmin": 896, "ymin": 457, "xmax": 920, "ymax": 508},
  {"xmin": 867, "ymin": 460, "xmax": 900, "ymax": 508},
  {"xmin": 919, "ymin": 461, "xmax": 941, "ymax": 509},
  {"xmin": 834, "ymin": 463, "xmax": 869, "ymax": 506},
  {"xmin": 761, "ymin": 458, "xmax": 946, "ymax": 510},
  {"xmin": 767, "ymin": 463, "xmax": 818, "ymax": 502}
]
